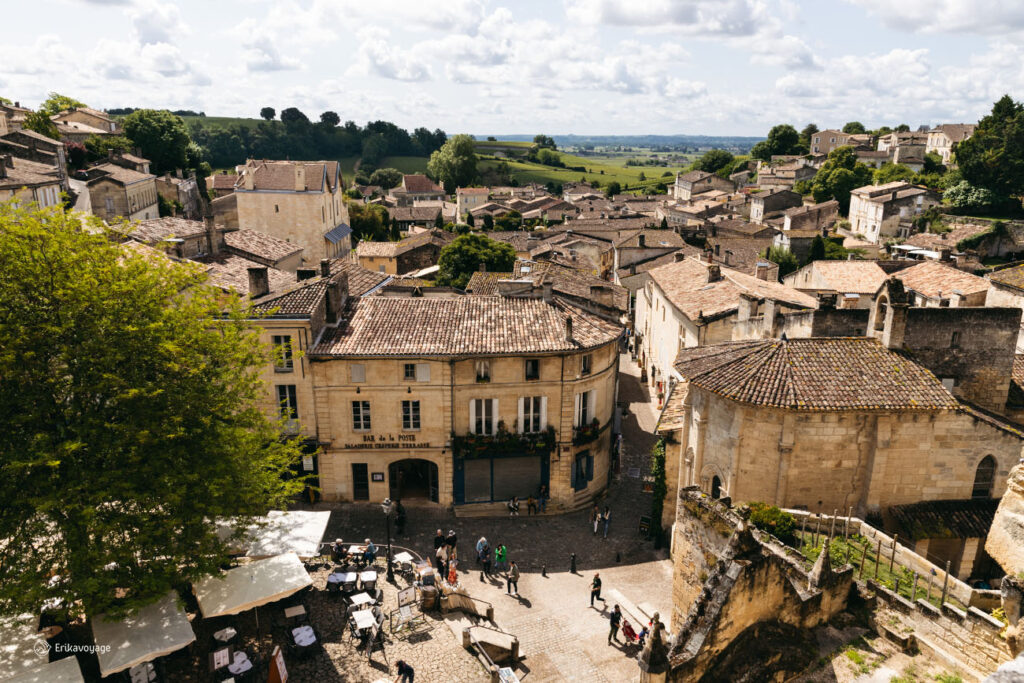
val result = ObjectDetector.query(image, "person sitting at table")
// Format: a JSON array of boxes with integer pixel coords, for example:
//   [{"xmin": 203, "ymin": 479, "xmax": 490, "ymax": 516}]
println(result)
[
  {"xmin": 331, "ymin": 538, "xmax": 346, "ymax": 562},
  {"xmin": 507, "ymin": 497, "xmax": 520, "ymax": 517},
  {"xmin": 362, "ymin": 538, "xmax": 376, "ymax": 565}
]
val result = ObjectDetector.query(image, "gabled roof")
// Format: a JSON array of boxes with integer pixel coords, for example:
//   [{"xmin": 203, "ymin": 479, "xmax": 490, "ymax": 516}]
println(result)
[
  {"xmin": 224, "ymin": 228, "xmax": 303, "ymax": 262},
  {"xmin": 86, "ymin": 162, "xmax": 155, "ymax": 186},
  {"xmin": 790, "ymin": 260, "xmax": 889, "ymax": 295},
  {"xmin": 0, "ymin": 156, "xmax": 62, "ymax": 189},
  {"xmin": 129, "ymin": 217, "xmax": 208, "ymax": 242},
  {"xmin": 237, "ymin": 160, "xmax": 339, "ymax": 192},
  {"xmin": 673, "ymin": 338, "xmax": 959, "ymax": 411},
  {"xmin": 893, "ymin": 260, "xmax": 989, "ymax": 299},
  {"xmin": 677, "ymin": 170, "xmax": 713, "ymax": 183},
  {"xmin": 465, "ymin": 271, "xmax": 514, "ymax": 294},
  {"xmin": 648, "ymin": 258, "xmax": 816, "ymax": 321},
  {"xmin": 988, "ymin": 263, "xmax": 1024, "ymax": 292},
  {"xmin": 513, "ymin": 260, "xmax": 629, "ymax": 311},
  {"xmin": 200, "ymin": 254, "xmax": 295, "ymax": 295},
  {"xmin": 400, "ymin": 174, "xmax": 443, "ymax": 194},
  {"xmin": 312, "ymin": 297, "xmax": 621, "ymax": 357},
  {"xmin": 613, "ymin": 229, "xmax": 686, "ymax": 249}
]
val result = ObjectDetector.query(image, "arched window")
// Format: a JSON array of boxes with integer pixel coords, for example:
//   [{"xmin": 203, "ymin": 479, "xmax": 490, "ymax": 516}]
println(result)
[
  {"xmin": 972, "ymin": 456, "xmax": 996, "ymax": 499},
  {"xmin": 711, "ymin": 475, "xmax": 722, "ymax": 499},
  {"xmin": 873, "ymin": 295, "xmax": 889, "ymax": 332}
]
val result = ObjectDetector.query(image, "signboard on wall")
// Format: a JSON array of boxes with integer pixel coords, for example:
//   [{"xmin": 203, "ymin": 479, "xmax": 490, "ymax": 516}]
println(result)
[
  {"xmin": 371, "ymin": 472, "xmax": 385, "ymax": 482},
  {"xmin": 343, "ymin": 433, "xmax": 431, "ymax": 449},
  {"xmin": 268, "ymin": 645, "xmax": 288, "ymax": 683}
]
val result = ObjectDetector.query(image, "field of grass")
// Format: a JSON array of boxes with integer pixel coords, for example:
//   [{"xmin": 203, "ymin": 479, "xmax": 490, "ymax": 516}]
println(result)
[{"xmin": 180, "ymin": 115, "xmax": 265, "ymax": 129}]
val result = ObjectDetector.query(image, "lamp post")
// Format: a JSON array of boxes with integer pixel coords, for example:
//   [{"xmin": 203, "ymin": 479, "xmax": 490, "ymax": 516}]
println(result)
[{"xmin": 381, "ymin": 497, "xmax": 395, "ymax": 583}]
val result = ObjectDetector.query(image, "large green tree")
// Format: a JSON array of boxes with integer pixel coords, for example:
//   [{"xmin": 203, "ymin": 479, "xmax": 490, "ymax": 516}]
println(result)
[
  {"xmin": 751, "ymin": 124, "xmax": 801, "ymax": 161},
  {"xmin": 122, "ymin": 109, "xmax": 191, "ymax": 174},
  {"xmin": 436, "ymin": 233, "xmax": 516, "ymax": 289},
  {"xmin": 811, "ymin": 146, "xmax": 874, "ymax": 213},
  {"xmin": 694, "ymin": 149, "xmax": 734, "ymax": 173},
  {"xmin": 0, "ymin": 202, "xmax": 305, "ymax": 617},
  {"xmin": 38, "ymin": 92, "xmax": 87, "ymax": 116},
  {"xmin": 762, "ymin": 245, "xmax": 799, "ymax": 278},
  {"xmin": 956, "ymin": 94, "xmax": 1024, "ymax": 198},
  {"xmin": 842, "ymin": 121, "xmax": 866, "ymax": 134},
  {"xmin": 21, "ymin": 111, "xmax": 60, "ymax": 140},
  {"xmin": 427, "ymin": 134, "xmax": 478, "ymax": 191}
]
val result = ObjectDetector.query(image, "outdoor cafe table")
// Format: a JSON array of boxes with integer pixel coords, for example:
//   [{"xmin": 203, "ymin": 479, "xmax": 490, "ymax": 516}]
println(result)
[
  {"xmin": 349, "ymin": 592, "xmax": 373, "ymax": 607},
  {"xmin": 212, "ymin": 627, "xmax": 237, "ymax": 644},
  {"xmin": 227, "ymin": 652, "xmax": 253, "ymax": 676},
  {"xmin": 291, "ymin": 625, "xmax": 317, "ymax": 647},
  {"xmin": 359, "ymin": 570, "xmax": 377, "ymax": 585},
  {"xmin": 327, "ymin": 571, "xmax": 357, "ymax": 585},
  {"xmin": 393, "ymin": 551, "xmax": 413, "ymax": 563},
  {"xmin": 352, "ymin": 609, "xmax": 375, "ymax": 631}
]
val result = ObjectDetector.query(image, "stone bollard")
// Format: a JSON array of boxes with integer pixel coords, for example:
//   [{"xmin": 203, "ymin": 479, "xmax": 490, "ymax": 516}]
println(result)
[
  {"xmin": 542, "ymin": 565, "xmax": 547, "ymax": 578},
  {"xmin": 486, "ymin": 605, "xmax": 494, "ymax": 622},
  {"xmin": 570, "ymin": 553, "xmax": 577, "ymax": 574},
  {"xmin": 462, "ymin": 627, "xmax": 471, "ymax": 650},
  {"xmin": 511, "ymin": 637, "xmax": 520, "ymax": 664}
]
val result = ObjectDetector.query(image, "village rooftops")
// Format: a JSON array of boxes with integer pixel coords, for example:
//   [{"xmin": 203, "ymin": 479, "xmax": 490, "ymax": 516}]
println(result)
[
  {"xmin": 676, "ymin": 170, "xmax": 715, "ymax": 183},
  {"xmin": 788, "ymin": 260, "xmax": 889, "ymax": 295},
  {"xmin": 236, "ymin": 160, "xmax": 340, "ymax": 193},
  {"xmin": 53, "ymin": 120, "xmax": 111, "ymax": 136},
  {"xmin": 851, "ymin": 181, "xmax": 928, "ymax": 201},
  {"xmin": 128, "ymin": 217, "xmax": 210, "ymax": 243},
  {"xmin": 224, "ymin": 228, "xmax": 303, "ymax": 263},
  {"xmin": 672, "ymin": 338, "xmax": 960, "ymax": 411},
  {"xmin": 647, "ymin": 257, "xmax": 816, "ymax": 321},
  {"xmin": 987, "ymin": 263, "xmax": 1024, "ymax": 293},
  {"xmin": 613, "ymin": 229, "xmax": 686, "ymax": 249},
  {"xmin": 930, "ymin": 124, "xmax": 976, "ymax": 142},
  {"xmin": 247, "ymin": 260, "xmax": 388, "ymax": 318},
  {"xmin": 465, "ymin": 271, "xmax": 515, "ymax": 295},
  {"xmin": 355, "ymin": 229, "xmax": 452, "ymax": 258},
  {"xmin": 199, "ymin": 253, "xmax": 295, "ymax": 295},
  {"xmin": 889, "ymin": 498, "xmax": 999, "ymax": 541},
  {"xmin": 313, "ymin": 296, "xmax": 621, "ymax": 358},
  {"xmin": 513, "ymin": 260, "xmax": 629, "ymax": 311},
  {"xmin": 208, "ymin": 173, "xmax": 238, "ymax": 191},
  {"xmin": 457, "ymin": 187, "xmax": 489, "ymax": 195},
  {"xmin": 893, "ymin": 260, "xmax": 990, "ymax": 299},
  {"xmin": 86, "ymin": 162, "xmax": 154, "ymax": 185},
  {"xmin": 0, "ymin": 155, "xmax": 61, "ymax": 189},
  {"xmin": 396, "ymin": 174, "xmax": 443, "ymax": 194}
]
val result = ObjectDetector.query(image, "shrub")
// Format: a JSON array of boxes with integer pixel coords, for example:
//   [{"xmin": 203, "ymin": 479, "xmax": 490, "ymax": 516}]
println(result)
[{"xmin": 748, "ymin": 501, "xmax": 797, "ymax": 545}]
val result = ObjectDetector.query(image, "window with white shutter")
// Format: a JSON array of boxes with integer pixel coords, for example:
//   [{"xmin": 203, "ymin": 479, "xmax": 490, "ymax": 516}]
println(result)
[
  {"xmin": 471, "ymin": 398, "xmax": 495, "ymax": 435},
  {"xmin": 520, "ymin": 396, "xmax": 544, "ymax": 433},
  {"xmin": 416, "ymin": 363, "xmax": 430, "ymax": 382},
  {"xmin": 350, "ymin": 363, "xmax": 366, "ymax": 383}
]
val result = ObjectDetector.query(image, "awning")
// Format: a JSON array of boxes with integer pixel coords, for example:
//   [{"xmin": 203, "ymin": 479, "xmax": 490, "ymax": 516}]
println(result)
[
  {"xmin": 5, "ymin": 656, "xmax": 84, "ymax": 683},
  {"xmin": 216, "ymin": 510, "xmax": 331, "ymax": 560},
  {"xmin": 0, "ymin": 614, "xmax": 50, "ymax": 680},
  {"xmin": 194, "ymin": 553, "xmax": 312, "ymax": 618},
  {"xmin": 92, "ymin": 592, "xmax": 196, "ymax": 678}
]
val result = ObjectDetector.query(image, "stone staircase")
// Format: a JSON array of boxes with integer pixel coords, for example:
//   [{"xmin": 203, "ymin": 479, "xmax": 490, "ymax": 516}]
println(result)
[
  {"xmin": 443, "ymin": 602, "xmax": 523, "ymax": 669},
  {"xmin": 606, "ymin": 588, "xmax": 670, "ymax": 631}
]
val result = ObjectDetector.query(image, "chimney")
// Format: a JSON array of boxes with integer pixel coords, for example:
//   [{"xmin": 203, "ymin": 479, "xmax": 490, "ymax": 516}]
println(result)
[
  {"xmin": 706, "ymin": 264, "xmax": 722, "ymax": 283},
  {"xmin": 204, "ymin": 213, "xmax": 219, "ymax": 256},
  {"xmin": 243, "ymin": 168, "xmax": 254, "ymax": 191},
  {"xmin": 297, "ymin": 268, "xmax": 318, "ymax": 281},
  {"xmin": 13, "ymin": 101, "xmax": 18, "ymax": 107},
  {"xmin": 881, "ymin": 303, "xmax": 909, "ymax": 350},
  {"xmin": 940, "ymin": 247, "xmax": 952, "ymax": 262},
  {"xmin": 674, "ymin": 252, "xmax": 686, "ymax": 262},
  {"xmin": 738, "ymin": 292, "xmax": 758, "ymax": 321},
  {"xmin": 542, "ymin": 277, "xmax": 553, "ymax": 303},
  {"xmin": 320, "ymin": 258, "xmax": 331, "ymax": 279},
  {"xmin": 247, "ymin": 267, "xmax": 269, "ymax": 298},
  {"xmin": 325, "ymin": 271, "xmax": 349, "ymax": 324},
  {"xmin": 817, "ymin": 292, "xmax": 837, "ymax": 310},
  {"xmin": 108, "ymin": 149, "xmax": 115, "ymax": 161},
  {"xmin": 638, "ymin": 233, "xmax": 645, "ymax": 248},
  {"xmin": 479, "ymin": 262, "xmax": 487, "ymax": 273},
  {"xmin": 755, "ymin": 261, "xmax": 771, "ymax": 281},
  {"xmin": 294, "ymin": 164, "xmax": 306, "ymax": 192},
  {"xmin": 565, "ymin": 316, "xmax": 574, "ymax": 342}
]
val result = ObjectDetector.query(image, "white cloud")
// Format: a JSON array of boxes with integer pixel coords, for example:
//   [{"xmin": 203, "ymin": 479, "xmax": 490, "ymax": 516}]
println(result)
[
  {"xmin": 126, "ymin": 0, "xmax": 188, "ymax": 45},
  {"xmin": 847, "ymin": 0, "xmax": 1024, "ymax": 35},
  {"xmin": 345, "ymin": 27, "xmax": 431, "ymax": 81},
  {"xmin": 565, "ymin": 0, "xmax": 765, "ymax": 36}
]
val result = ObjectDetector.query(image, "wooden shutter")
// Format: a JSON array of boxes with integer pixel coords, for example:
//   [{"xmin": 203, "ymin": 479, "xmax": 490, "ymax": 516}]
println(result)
[
  {"xmin": 586, "ymin": 453, "xmax": 594, "ymax": 481},
  {"xmin": 587, "ymin": 390, "xmax": 597, "ymax": 424},
  {"xmin": 469, "ymin": 399, "xmax": 477, "ymax": 435},
  {"xmin": 490, "ymin": 399, "xmax": 499, "ymax": 435},
  {"xmin": 573, "ymin": 393, "xmax": 582, "ymax": 427},
  {"xmin": 540, "ymin": 396, "xmax": 548, "ymax": 430},
  {"xmin": 350, "ymin": 363, "xmax": 365, "ymax": 383},
  {"xmin": 517, "ymin": 398, "xmax": 525, "ymax": 434},
  {"xmin": 416, "ymin": 363, "xmax": 430, "ymax": 382}
]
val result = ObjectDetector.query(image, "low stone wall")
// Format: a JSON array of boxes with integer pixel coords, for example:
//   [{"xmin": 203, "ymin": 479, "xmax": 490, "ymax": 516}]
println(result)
[
  {"xmin": 785, "ymin": 509, "xmax": 976, "ymax": 606},
  {"xmin": 871, "ymin": 580, "xmax": 1013, "ymax": 678}
]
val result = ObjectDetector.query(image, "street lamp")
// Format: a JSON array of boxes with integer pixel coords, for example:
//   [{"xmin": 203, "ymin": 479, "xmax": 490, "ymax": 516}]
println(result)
[{"xmin": 381, "ymin": 497, "xmax": 395, "ymax": 583}]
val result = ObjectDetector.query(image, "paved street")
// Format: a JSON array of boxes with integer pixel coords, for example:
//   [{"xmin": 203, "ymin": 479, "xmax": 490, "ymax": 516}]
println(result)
[{"xmin": 291, "ymin": 354, "xmax": 672, "ymax": 681}]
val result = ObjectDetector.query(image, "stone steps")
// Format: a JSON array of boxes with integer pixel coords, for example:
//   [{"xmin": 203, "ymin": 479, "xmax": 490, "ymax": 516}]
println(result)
[{"xmin": 606, "ymin": 588, "xmax": 649, "ymax": 631}]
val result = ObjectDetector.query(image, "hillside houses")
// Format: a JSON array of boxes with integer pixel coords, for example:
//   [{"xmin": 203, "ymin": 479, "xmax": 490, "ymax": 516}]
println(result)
[{"xmin": 847, "ymin": 181, "xmax": 940, "ymax": 244}]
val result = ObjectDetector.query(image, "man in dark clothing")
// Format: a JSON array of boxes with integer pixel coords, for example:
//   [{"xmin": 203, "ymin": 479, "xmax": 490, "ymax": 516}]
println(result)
[
  {"xmin": 395, "ymin": 500, "xmax": 406, "ymax": 534},
  {"xmin": 590, "ymin": 573, "xmax": 603, "ymax": 606},
  {"xmin": 394, "ymin": 659, "xmax": 414, "ymax": 683},
  {"xmin": 609, "ymin": 605, "xmax": 622, "ymax": 644},
  {"xmin": 506, "ymin": 560, "xmax": 520, "ymax": 596}
]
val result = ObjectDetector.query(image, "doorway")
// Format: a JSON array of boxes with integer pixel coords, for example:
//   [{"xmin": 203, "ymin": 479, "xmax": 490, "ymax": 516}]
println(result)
[
  {"xmin": 389, "ymin": 459, "xmax": 439, "ymax": 503},
  {"xmin": 711, "ymin": 475, "xmax": 722, "ymax": 499},
  {"xmin": 352, "ymin": 463, "xmax": 369, "ymax": 501}
]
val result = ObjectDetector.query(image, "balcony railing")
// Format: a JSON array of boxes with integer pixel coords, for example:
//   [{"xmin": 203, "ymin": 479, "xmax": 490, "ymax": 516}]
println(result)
[
  {"xmin": 452, "ymin": 423, "xmax": 556, "ymax": 459},
  {"xmin": 572, "ymin": 419, "xmax": 602, "ymax": 446}
]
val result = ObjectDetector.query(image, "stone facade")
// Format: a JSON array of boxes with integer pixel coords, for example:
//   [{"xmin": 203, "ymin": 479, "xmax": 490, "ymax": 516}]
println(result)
[
  {"xmin": 673, "ymin": 171, "xmax": 733, "ymax": 202},
  {"xmin": 848, "ymin": 182, "xmax": 940, "ymax": 244},
  {"xmin": 749, "ymin": 189, "xmax": 802, "ymax": 224},
  {"xmin": 88, "ymin": 174, "xmax": 159, "ymax": 222}
]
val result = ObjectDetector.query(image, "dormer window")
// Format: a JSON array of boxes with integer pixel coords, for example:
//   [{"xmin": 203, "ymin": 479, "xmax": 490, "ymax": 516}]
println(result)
[{"xmin": 475, "ymin": 360, "xmax": 490, "ymax": 382}]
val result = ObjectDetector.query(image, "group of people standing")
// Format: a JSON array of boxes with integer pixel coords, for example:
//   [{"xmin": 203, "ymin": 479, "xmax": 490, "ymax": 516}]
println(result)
[
  {"xmin": 433, "ymin": 529, "xmax": 460, "ymax": 585},
  {"xmin": 474, "ymin": 536, "xmax": 519, "ymax": 596}
]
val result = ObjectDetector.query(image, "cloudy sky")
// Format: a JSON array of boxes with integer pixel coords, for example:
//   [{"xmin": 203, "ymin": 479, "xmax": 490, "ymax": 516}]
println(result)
[{"xmin": 2, "ymin": 0, "xmax": 1023, "ymax": 136}]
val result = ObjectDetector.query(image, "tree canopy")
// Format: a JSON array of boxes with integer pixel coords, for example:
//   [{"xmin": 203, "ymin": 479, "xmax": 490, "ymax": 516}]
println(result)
[
  {"xmin": 428, "ymin": 134, "xmax": 478, "ymax": 192},
  {"xmin": 751, "ymin": 124, "xmax": 801, "ymax": 160},
  {"xmin": 604, "ymin": 181, "xmax": 622, "ymax": 197},
  {"xmin": 873, "ymin": 162, "xmax": 916, "ymax": 185},
  {"xmin": 367, "ymin": 167, "xmax": 403, "ymax": 190},
  {"xmin": 319, "ymin": 111, "xmax": 340, "ymax": 127},
  {"xmin": 842, "ymin": 121, "xmax": 866, "ymax": 134},
  {"xmin": 21, "ymin": 111, "xmax": 60, "ymax": 140},
  {"xmin": 279, "ymin": 107, "xmax": 310, "ymax": 125},
  {"xmin": 122, "ymin": 109, "xmax": 191, "ymax": 174},
  {"xmin": 0, "ymin": 202, "xmax": 305, "ymax": 617},
  {"xmin": 38, "ymin": 92, "xmax": 87, "ymax": 117},
  {"xmin": 798, "ymin": 123, "xmax": 819, "ymax": 150},
  {"xmin": 259, "ymin": 107, "xmax": 275, "ymax": 121},
  {"xmin": 762, "ymin": 245, "xmax": 798, "ymax": 278},
  {"xmin": 694, "ymin": 149, "xmax": 734, "ymax": 173},
  {"xmin": 956, "ymin": 94, "xmax": 1024, "ymax": 198},
  {"xmin": 533, "ymin": 134, "xmax": 557, "ymax": 149},
  {"xmin": 810, "ymin": 146, "xmax": 874, "ymax": 213},
  {"xmin": 437, "ymin": 234, "xmax": 516, "ymax": 289}
]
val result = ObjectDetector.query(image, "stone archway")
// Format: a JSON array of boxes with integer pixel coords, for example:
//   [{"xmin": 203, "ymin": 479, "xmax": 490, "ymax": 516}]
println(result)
[{"xmin": 388, "ymin": 459, "xmax": 439, "ymax": 503}]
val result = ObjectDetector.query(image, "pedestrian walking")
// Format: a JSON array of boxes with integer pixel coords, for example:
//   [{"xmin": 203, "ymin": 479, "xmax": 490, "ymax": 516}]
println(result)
[
  {"xmin": 433, "ymin": 529, "xmax": 445, "ymax": 555},
  {"xmin": 434, "ymin": 543, "xmax": 447, "ymax": 576},
  {"xmin": 590, "ymin": 572, "xmax": 604, "ymax": 606},
  {"xmin": 475, "ymin": 536, "xmax": 489, "ymax": 565},
  {"xmin": 495, "ymin": 543, "xmax": 507, "ymax": 573},
  {"xmin": 538, "ymin": 484, "xmax": 548, "ymax": 513},
  {"xmin": 591, "ymin": 504, "xmax": 600, "ymax": 534},
  {"xmin": 608, "ymin": 605, "xmax": 622, "ymax": 644},
  {"xmin": 482, "ymin": 547, "xmax": 492, "ymax": 578},
  {"xmin": 507, "ymin": 497, "xmax": 520, "ymax": 517},
  {"xmin": 394, "ymin": 659, "xmax": 414, "ymax": 683},
  {"xmin": 603, "ymin": 506, "xmax": 612, "ymax": 539},
  {"xmin": 507, "ymin": 560, "xmax": 520, "ymax": 596},
  {"xmin": 527, "ymin": 495, "xmax": 537, "ymax": 515}
]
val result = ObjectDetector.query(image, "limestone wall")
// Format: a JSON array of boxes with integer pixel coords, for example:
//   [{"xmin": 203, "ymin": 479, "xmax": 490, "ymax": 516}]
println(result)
[
  {"xmin": 986, "ymin": 463, "xmax": 1024, "ymax": 577},
  {"xmin": 669, "ymin": 488, "xmax": 737, "ymax": 628},
  {"xmin": 871, "ymin": 581, "xmax": 1013, "ymax": 677}
]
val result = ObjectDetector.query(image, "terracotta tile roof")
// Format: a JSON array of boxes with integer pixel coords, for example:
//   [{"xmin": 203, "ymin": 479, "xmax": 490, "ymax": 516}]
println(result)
[
  {"xmin": 457, "ymin": 187, "xmax": 489, "ymax": 195},
  {"xmin": 119, "ymin": 153, "xmax": 149, "ymax": 165},
  {"xmin": 558, "ymin": 217, "xmax": 657, "ymax": 232},
  {"xmin": 904, "ymin": 223, "xmax": 988, "ymax": 251},
  {"xmin": 704, "ymin": 237, "xmax": 776, "ymax": 274},
  {"xmin": 53, "ymin": 120, "xmax": 109, "ymax": 136},
  {"xmin": 238, "ymin": 160, "xmax": 338, "ymax": 192},
  {"xmin": 656, "ymin": 381, "xmax": 689, "ymax": 432},
  {"xmin": 708, "ymin": 218, "xmax": 776, "ymax": 237},
  {"xmin": 465, "ymin": 271, "xmax": 514, "ymax": 294},
  {"xmin": 614, "ymin": 229, "xmax": 686, "ymax": 249},
  {"xmin": 199, "ymin": 254, "xmax": 295, "ymax": 295},
  {"xmin": 87, "ymin": 162, "xmax": 154, "ymax": 186},
  {"xmin": 253, "ymin": 260, "xmax": 393, "ymax": 317},
  {"xmin": 130, "ymin": 217, "xmax": 208, "ymax": 242},
  {"xmin": 356, "ymin": 241, "xmax": 399, "ymax": 258},
  {"xmin": 400, "ymin": 174, "xmax": 443, "ymax": 194},
  {"xmin": 616, "ymin": 249, "xmax": 700, "ymax": 280},
  {"xmin": 487, "ymin": 231, "xmax": 546, "ymax": 252},
  {"xmin": 931, "ymin": 124, "xmax": 976, "ymax": 142},
  {"xmin": 513, "ymin": 261, "xmax": 629, "ymax": 311},
  {"xmin": 355, "ymin": 230, "xmax": 451, "ymax": 259},
  {"xmin": 894, "ymin": 260, "xmax": 989, "ymax": 298},
  {"xmin": 677, "ymin": 170, "xmax": 713, "ymax": 183},
  {"xmin": 673, "ymin": 338, "xmax": 959, "ymax": 411},
  {"xmin": 648, "ymin": 258, "xmax": 816, "ymax": 321},
  {"xmin": 224, "ymin": 228, "xmax": 303, "ymax": 262},
  {"xmin": 988, "ymin": 263, "xmax": 1024, "ymax": 292},
  {"xmin": 208, "ymin": 173, "xmax": 238, "ymax": 190},
  {"xmin": 312, "ymin": 296, "xmax": 621, "ymax": 357},
  {"xmin": 793, "ymin": 261, "xmax": 889, "ymax": 295},
  {"xmin": 331, "ymin": 258, "xmax": 391, "ymax": 296},
  {"xmin": 0, "ymin": 156, "xmax": 61, "ymax": 189},
  {"xmin": 889, "ymin": 498, "xmax": 999, "ymax": 541},
  {"xmin": 389, "ymin": 206, "xmax": 444, "ymax": 222}
]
